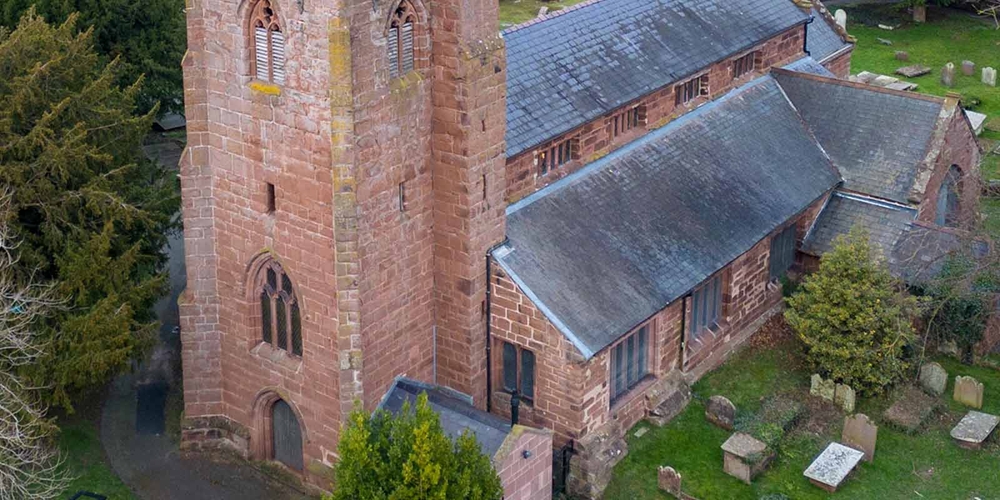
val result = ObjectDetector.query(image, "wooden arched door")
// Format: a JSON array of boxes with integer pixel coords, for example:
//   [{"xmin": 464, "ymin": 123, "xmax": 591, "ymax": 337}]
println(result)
[{"xmin": 271, "ymin": 399, "xmax": 303, "ymax": 470}]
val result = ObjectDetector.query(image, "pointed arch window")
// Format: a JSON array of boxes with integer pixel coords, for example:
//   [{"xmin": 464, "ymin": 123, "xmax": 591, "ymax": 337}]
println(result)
[
  {"xmin": 387, "ymin": 0, "xmax": 417, "ymax": 78},
  {"xmin": 249, "ymin": 0, "xmax": 286, "ymax": 85},
  {"xmin": 257, "ymin": 260, "xmax": 302, "ymax": 356},
  {"xmin": 936, "ymin": 165, "xmax": 962, "ymax": 227}
]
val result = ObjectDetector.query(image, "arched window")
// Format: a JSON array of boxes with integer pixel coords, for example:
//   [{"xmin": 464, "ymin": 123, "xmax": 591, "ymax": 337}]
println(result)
[
  {"xmin": 387, "ymin": 0, "xmax": 416, "ymax": 78},
  {"xmin": 249, "ymin": 0, "xmax": 286, "ymax": 84},
  {"xmin": 935, "ymin": 165, "xmax": 961, "ymax": 227},
  {"xmin": 257, "ymin": 260, "xmax": 302, "ymax": 356}
]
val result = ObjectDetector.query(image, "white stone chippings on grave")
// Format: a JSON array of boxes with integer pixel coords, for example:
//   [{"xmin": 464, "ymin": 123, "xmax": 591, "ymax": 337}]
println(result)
[
  {"xmin": 803, "ymin": 443, "xmax": 865, "ymax": 490},
  {"xmin": 950, "ymin": 411, "xmax": 1000, "ymax": 447}
]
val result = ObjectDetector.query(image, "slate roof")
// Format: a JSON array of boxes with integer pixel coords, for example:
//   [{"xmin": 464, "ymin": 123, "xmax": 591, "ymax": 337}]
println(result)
[
  {"xmin": 806, "ymin": 8, "xmax": 851, "ymax": 63},
  {"xmin": 801, "ymin": 191, "xmax": 917, "ymax": 257},
  {"xmin": 773, "ymin": 70, "xmax": 944, "ymax": 204},
  {"xmin": 494, "ymin": 76, "xmax": 841, "ymax": 358},
  {"xmin": 889, "ymin": 223, "xmax": 989, "ymax": 285},
  {"xmin": 502, "ymin": 0, "xmax": 810, "ymax": 158},
  {"xmin": 783, "ymin": 56, "xmax": 835, "ymax": 77},
  {"xmin": 377, "ymin": 378, "xmax": 511, "ymax": 457}
]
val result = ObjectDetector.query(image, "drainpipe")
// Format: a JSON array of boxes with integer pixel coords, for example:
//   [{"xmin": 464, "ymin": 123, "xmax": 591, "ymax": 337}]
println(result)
[
  {"xmin": 484, "ymin": 237, "xmax": 510, "ymax": 413},
  {"xmin": 803, "ymin": 16, "xmax": 815, "ymax": 57}
]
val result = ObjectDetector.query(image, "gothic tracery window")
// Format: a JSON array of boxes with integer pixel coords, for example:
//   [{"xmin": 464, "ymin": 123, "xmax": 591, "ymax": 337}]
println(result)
[
  {"xmin": 387, "ymin": 0, "xmax": 416, "ymax": 78},
  {"xmin": 257, "ymin": 260, "xmax": 302, "ymax": 356},
  {"xmin": 935, "ymin": 165, "xmax": 962, "ymax": 227},
  {"xmin": 249, "ymin": 0, "xmax": 286, "ymax": 84}
]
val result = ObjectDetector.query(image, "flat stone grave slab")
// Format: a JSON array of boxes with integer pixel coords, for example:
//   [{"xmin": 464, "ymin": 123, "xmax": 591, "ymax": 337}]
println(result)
[
  {"xmin": 896, "ymin": 65, "xmax": 931, "ymax": 78},
  {"xmin": 803, "ymin": 442, "xmax": 865, "ymax": 493},
  {"xmin": 950, "ymin": 411, "xmax": 1000, "ymax": 450},
  {"xmin": 883, "ymin": 385, "xmax": 938, "ymax": 434},
  {"xmin": 722, "ymin": 432, "xmax": 772, "ymax": 484}
]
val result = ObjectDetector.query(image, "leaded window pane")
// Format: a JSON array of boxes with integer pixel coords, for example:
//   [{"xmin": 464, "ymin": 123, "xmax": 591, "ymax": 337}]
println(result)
[
  {"xmin": 638, "ymin": 326, "xmax": 648, "ymax": 377},
  {"xmin": 276, "ymin": 295, "xmax": 288, "ymax": 350},
  {"xmin": 626, "ymin": 335, "xmax": 636, "ymax": 387},
  {"xmin": 521, "ymin": 350, "xmax": 535, "ymax": 400},
  {"xmin": 282, "ymin": 274, "xmax": 293, "ymax": 294},
  {"xmin": 267, "ymin": 267, "xmax": 277, "ymax": 290},
  {"xmin": 502, "ymin": 342, "xmax": 517, "ymax": 392},
  {"xmin": 261, "ymin": 292, "xmax": 272, "ymax": 344},
  {"xmin": 614, "ymin": 344, "xmax": 625, "ymax": 399},
  {"xmin": 291, "ymin": 301, "xmax": 302, "ymax": 356}
]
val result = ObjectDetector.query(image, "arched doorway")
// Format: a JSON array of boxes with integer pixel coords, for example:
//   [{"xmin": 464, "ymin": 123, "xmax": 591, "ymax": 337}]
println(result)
[{"xmin": 271, "ymin": 399, "xmax": 303, "ymax": 470}]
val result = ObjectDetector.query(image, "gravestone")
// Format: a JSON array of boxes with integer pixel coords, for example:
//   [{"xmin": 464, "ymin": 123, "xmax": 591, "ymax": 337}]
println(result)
[
  {"xmin": 884, "ymin": 385, "xmax": 939, "ymax": 433},
  {"xmin": 950, "ymin": 411, "xmax": 999, "ymax": 450},
  {"xmin": 841, "ymin": 413, "xmax": 877, "ymax": 462},
  {"xmin": 962, "ymin": 60, "xmax": 976, "ymax": 76},
  {"xmin": 919, "ymin": 362, "xmax": 948, "ymax": 396},
  {"xmin": 657, "ymin": 466, "xmax": 682, "ymax": 497},
  {"xmin": 537, "ymin": 6, "xmax": 548, "ymax": 17},
  {"xmin": 954, "ymin": 375, "xmax": 984, "ymax": 409},
  {"xmin": 896, "ymin": 65, "xmax": 931, "ymax": 78},
  {"xmin": 722, "ymin": 432, "xmax": 773, "ymax": 484},
  {"xmin": 835, "ymin": 384, "xmax": 856, "ymax": 413},
  {"xmin": 895, "ymin": 51, "xmax": 909, "ymax": 62},
  {"xmin": 941, "ymin": 63, "xmax": 956, "ymax": 88},
  {"xmin": 811, "ymin": 374, "xmax": 836, "ymax": 401},
  {"xmin": 835, "ymin": 9, "xmax": 847, "ymax": 30},
  {"xmin": 706, "ymin": 395, "xmax": 736, "ymax": 431},
  {"xmin": 803, "ymin": 442, "xmax": 865, "ymax": 493},
  {"xmin": 984, "ymin": 67, "xmax": 997, "ymax": 87}
]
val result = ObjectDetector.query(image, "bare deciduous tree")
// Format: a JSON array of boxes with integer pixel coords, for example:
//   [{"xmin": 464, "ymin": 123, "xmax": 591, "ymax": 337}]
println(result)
[{"xmin": 0, "ymin": 192, "xmax": 70, "ymax": 500}]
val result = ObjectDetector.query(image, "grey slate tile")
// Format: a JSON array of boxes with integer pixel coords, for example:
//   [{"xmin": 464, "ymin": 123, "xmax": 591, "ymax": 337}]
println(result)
[
  {"xmin": 503, "ymin": 0, "xmax": 810, "ymax": 158},
  {"xmin": 774, "ymin": 71, "xmax": 943, "ymax": 204},
  {"xmin": 494, "ymin": 76, "xmax": 840, "ymax": 358},
  {"xmin": 801, "ymin": 191, "xmax": 917, "ymax": 258}
]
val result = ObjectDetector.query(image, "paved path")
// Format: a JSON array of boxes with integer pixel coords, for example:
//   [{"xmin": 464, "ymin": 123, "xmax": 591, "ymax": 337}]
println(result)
[{"xmin": 98, "ymin": 137, "xmax": 312, "ymax": 500}]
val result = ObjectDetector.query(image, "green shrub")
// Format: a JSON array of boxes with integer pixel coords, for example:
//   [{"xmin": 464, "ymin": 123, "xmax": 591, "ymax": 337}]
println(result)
[
  {"xmin": 785, "ymin": 228, "xmax": 919, "ymax": 395},
  {"xmin": 329, "ymin": 393, "xmax": 503, "ymax": 500}
]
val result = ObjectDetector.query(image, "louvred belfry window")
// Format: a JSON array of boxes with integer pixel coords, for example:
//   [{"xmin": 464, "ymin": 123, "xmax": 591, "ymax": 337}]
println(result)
[
  {"xmin": 258, "ymin": 260, "xmax": 302, "ymax": 356},
  {"xmin": 388, "ymin": 0, "xmax": 417, "ymax": 78},
  {"xmin": 249, "ymin": 0, "xmax": 285, "ymax": 85}
]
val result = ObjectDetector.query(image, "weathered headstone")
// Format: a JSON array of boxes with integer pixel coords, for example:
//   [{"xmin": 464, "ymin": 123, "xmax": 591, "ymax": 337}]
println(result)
[
  {"xmin": 896, "ymin": 65, "xmax": 931, "ymax": 78},
  {"xmin": 895, "ymin": 51, "xmax": 909, "ymax": 62},
  {"xmin": 835, "ymin": 384, "xmax": 856, "ymax": 413},
  {"xmin": 941, "ymin": 63, "xmax": 956, "ymax": 88},
  {"xmin": 842, "ymin": 413, "xmax": 877, "ymax": 462},
  {"xmin": 919, "ymin": 362, "xmax": 948, "ymax": 396},
  {"xmin": 950, "ymin": 411, "xmax": 1000, "ymax": 450},
  {"xmin": 835, "ymin": 9, "xmax": 847, "ymax": 30},
  {"xmin": 877, "ymin": 37, "xmax": 893, "ymax": 46},
  {"xmin": 657, "ymin": 466, "xmax": 682, "ymax": 496},
  {"xmin": 962, "ymin": 60, "xmax": 976, "ymax": 76},
  {"xmin": 706, "ymin": 395, "xmax": 736, "ymax": 431},
  {"xmin": 912, "ymin": 5, "xmax": 926, "ymax": 23},
  {"xmin": 954, "ymin": 375, "xmax": 984, "ymax": 409},
  {"xmin": 722, "ymin": 432, "xmax": 773, "ymax": 484},
  {"xmin": 803, "ymin": 442, "xmax": 865, "ymax": 493},
  {"xmin": 811, "ymin": 374, "xmax": 836, "ymax": 401},
  {"xmin": 537, "ymin": 6, "xmax": 548, "ymax": 17},
  {"xmin": 984, "ymin": 67, "xmax": 997, "ymax": 87},
  {"xmin": 884, "ymin": 385, "xmax": 939, "ymax": 434}
]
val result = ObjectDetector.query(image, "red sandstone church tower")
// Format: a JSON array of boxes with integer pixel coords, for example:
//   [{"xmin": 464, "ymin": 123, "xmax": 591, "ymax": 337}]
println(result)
[{"xmin": 178, "ymin": 0, "xmax": 506, "ymax": 482}]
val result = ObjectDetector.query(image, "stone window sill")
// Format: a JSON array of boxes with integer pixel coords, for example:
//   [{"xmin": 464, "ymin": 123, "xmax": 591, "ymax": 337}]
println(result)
[
  {"xmin": 610, "ymin": 375, "xmax": 657, "ymax": 414},
  {"xmin": 251, "ymin": 342, "xmax": 302, "ymax": 371},
  {"xmin": 686, "ymin": 320, "xmax": 729, "ymax": 356}
]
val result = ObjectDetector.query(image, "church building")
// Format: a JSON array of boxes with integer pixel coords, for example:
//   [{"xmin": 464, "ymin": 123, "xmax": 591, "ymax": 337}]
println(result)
[{"xmin": 177, "ymin": 0, "xmax": 980, "ymax": 495}]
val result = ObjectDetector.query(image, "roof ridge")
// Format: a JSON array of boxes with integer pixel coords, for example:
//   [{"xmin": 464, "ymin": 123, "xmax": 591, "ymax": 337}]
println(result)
[
  {"xmin": 771, "ymin": 66, "xmax": 945, "ymax": 104},
  {"xmin": 501, "ymin": 0, "xmax": 610, "ymax": 35}
]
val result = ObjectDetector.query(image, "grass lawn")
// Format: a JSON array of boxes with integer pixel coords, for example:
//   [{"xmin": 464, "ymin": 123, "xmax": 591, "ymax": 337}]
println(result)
[
  {"xmin": 498, "ymin": 0, "xmax": 589, "ymax": 28},
  {"xmin": 55, "ymin": 401, "xmax": 136, "ymax": 500},
  {"xmin": 605, "ymin": 328, "xmax": 1000, "ymax": 499}
]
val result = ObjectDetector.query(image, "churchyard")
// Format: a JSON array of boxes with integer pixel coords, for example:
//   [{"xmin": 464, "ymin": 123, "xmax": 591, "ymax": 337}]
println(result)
[
  {"xmin": 604, "ymin": 318, "xmax": 1000, "ymax": 499},
  {"xmin": 840, "ymin": 5, "xmax": 1000, "ymax": 237}
]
